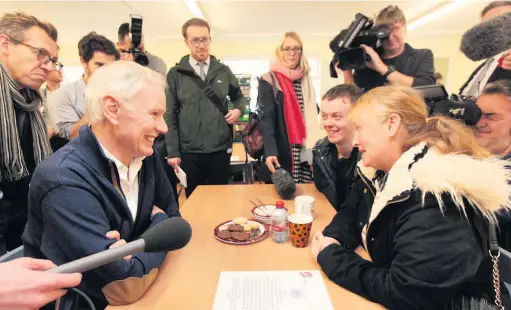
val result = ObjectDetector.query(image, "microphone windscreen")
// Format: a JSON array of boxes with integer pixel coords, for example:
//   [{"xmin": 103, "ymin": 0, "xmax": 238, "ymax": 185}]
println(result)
[
  {"xmin": 141, "ymin": 217, "xmax": 192, "ymax": 253},
  {"xmin": 460, "ymin": 12, "xmax": 511, "ymax": 61},
  {"xmin": 271, "ymin": 168, "xmax": 296, "ymax": 200}
]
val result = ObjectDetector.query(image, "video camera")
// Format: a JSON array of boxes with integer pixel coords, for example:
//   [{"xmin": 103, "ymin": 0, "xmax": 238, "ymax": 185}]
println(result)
[
  {"xmin": 128, "ymin": 14, "xmax": 149, "ymax": 67},
  {"xmin": 414, "ymin": 84, "xmax": 482, "ymax": 127},
  {"xmin": 329, "ymin": 13, "xmax": 389, "ymax": 77}
]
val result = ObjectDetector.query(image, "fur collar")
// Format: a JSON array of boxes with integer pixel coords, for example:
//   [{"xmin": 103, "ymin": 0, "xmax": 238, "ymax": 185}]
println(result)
[{"xmin": 358, "ymin": 142, "xmax": 511, "ymax": 226}]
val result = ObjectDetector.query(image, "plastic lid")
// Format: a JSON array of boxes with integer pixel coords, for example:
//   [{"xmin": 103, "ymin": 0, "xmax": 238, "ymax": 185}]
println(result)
[{"xmin": 276, "ymin": 201, "xmax": 285, "ymax": 208}]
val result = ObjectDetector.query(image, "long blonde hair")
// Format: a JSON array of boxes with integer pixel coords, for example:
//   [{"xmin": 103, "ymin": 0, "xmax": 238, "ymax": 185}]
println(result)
[
  {"xmin": 274, "ymin": 31, "xmax": 310, "ymax": 73},
  {"xmin": 350, "ymin": 86, "xmax": 491, "ymax": 159}
]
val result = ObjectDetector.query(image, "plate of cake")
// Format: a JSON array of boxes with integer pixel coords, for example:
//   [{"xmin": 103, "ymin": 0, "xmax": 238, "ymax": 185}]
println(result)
[{"xmin": 213, "ymin": 217, "xmax": 270, "ymax": 245}]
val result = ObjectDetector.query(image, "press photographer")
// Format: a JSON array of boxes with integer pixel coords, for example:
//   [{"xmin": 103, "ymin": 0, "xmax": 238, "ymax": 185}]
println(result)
[
  {"xmin": 459, "ymin": 1, "xmax": 511, "ymax": 97},
  {"xmin": 333, "ymin": 5, "xmax": 435, "ymax": 91},
  {"xmin": 117, "ymin": 16, "xmax": 167, "ymax": 75}
]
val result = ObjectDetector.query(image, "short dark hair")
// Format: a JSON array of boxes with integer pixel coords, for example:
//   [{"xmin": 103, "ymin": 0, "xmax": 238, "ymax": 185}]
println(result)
[
  {"xmin": 481, "ymin": 80, "xmax": 511, "ymax": 99},
  {"xmin": 0, "ymin": 12, "xmax": 58, "ymax": 42},
  {"xmin": 182, "ymin": 18, "xmax": 210, "ymax": 39},
  {"xmin": 481, "ymin": 1, "xmax": 511, "ymax": 17},
  {"xmin": 118, "ymin": 22, "xmax": 129, "ymax": 42},
  {"xmin": 78, "ymin": 32, "xmax": 120, "ymax": 63},
  {"xmin": 322, "ymin": 84, "xmax": 363, "ymax": 104}
]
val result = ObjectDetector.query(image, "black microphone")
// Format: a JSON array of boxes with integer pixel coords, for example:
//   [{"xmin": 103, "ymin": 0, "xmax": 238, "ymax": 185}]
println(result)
[
  {"xmin": 460, "ymin": 11, "xmax": 511, "ymax": 61},
  {"xmin": 271, "ymin": 167, "xmax": 296, "ymax": 200},
  {"xmin": 49, "ymin": 217, "xmax": 192, "ymax": 274}
]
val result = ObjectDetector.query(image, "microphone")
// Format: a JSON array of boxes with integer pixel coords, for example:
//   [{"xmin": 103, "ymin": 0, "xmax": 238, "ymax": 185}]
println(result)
[
  {"xmin": 271, "ymin": 167, "xmax": 296, "ymax": 200},
  {"xmin": 460, "ymin": 12, "xmax": 511, "ymax": 61},
  {"xmin": 49, "ymin": 217, "xmax": 192, "ymax": 274}
]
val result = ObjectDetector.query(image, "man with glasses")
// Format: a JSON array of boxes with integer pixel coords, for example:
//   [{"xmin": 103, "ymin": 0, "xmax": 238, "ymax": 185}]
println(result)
[
  {"xmin": 0, "ymin": 12, "xmax": 60, "ymax": 255},
  {"xmin": 52, "ymin": 32, "xmax": 119, "ymax": 141},
  {"xmin": 164, "ymin": 18, "xmax": 247, "ymax": 197},
  {"xmin": 340, "ymin": 5, "xmax": 435, "ymax": 91}
]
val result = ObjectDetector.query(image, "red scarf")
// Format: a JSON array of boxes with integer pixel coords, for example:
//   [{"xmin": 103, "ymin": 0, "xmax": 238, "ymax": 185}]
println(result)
[{"xmin": 273, "ymin": 71, "xmax": 306, "ymax": 145}]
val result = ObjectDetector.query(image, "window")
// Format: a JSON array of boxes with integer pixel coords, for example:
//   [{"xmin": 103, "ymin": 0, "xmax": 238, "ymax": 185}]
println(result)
[{"xmin": 223, "ymin": 56, "xmax": 321, "ymax": 111}]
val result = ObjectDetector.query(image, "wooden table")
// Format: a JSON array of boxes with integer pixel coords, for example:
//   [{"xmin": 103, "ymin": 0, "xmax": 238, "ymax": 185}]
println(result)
[{"xmin": 107, "ymin": 184, "xmax": 384, "ymax": 310}]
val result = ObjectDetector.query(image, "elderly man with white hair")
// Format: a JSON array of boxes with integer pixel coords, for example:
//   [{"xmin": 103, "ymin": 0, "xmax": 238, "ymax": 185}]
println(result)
[{"xmin": 22, "ymin": 61, "xmax": 181, "ymax": 309}]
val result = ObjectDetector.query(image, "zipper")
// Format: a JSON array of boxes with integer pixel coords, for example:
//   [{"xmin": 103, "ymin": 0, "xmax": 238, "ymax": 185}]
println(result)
[{"xmin": 356, "ymin": 166, "xmax": 375, "ymax": 198}]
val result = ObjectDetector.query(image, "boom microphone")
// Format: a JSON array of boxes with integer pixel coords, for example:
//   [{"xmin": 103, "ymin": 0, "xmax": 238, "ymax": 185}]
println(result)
[
  {"xmin": 460, "ymin": 12, "xmax": 511, "ymax": 61},
  {"xmin": 271, "ymin": 167, "xmax": 296, "ymax": 200},
  {"xmin": 49, "ymin": 217, "xmax": 192, "ymax": 274}
]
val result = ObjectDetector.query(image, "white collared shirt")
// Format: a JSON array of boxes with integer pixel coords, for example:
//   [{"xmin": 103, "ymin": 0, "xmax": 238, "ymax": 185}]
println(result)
[
  {"xmin": 462, "ymin": 51, "xmax": 505, "ymax": 98},
  {"xmin": 99, "ymin": 143, "xmax": 145, "ymax": 222},
  {"xmin": 189, "ymin": 55, "xmax": 210, "ymax": 78}
]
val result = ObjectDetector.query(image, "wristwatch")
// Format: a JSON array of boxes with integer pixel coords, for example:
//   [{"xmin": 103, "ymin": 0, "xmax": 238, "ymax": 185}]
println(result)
[{"xmin": 382, "ymin": 66, "xmax": 396, "ymax": 80}]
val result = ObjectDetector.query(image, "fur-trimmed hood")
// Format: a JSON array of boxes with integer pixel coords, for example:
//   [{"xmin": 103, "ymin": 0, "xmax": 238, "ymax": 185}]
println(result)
[{"xmin": 358, "ymin": 142, "xmax": 511, "ymax": 226}]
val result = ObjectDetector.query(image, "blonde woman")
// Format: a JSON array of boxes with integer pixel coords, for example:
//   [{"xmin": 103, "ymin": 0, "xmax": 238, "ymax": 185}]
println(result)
[
  {"xmin": 257, "ymin": 32, "xmax": 321, "ymax": 183},
  {"xmin": 312, "ymin": 86, "xmax": 511, "ymax": 309}
]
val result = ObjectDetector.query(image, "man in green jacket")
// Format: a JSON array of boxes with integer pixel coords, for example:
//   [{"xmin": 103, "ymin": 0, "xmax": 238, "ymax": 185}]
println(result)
[{"xmin": 164, "ymin": 18, "xmax": 247, "ymax": 197}]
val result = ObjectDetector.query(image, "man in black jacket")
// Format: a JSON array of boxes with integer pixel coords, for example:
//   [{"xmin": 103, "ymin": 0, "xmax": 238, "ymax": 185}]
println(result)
[
  {"xmin": 341, "ymin": 5, "xmax": 435, "ymax": 91},
  {"xmin": 312, "ymin": 84, "xmax": 361, "ymax": 210},
  {"xmin": 164, "ymin": 18, "xmax": 247, "ymax": 197},
  {"xmin": 0, "ymin": 12, "xmax": 60, "ymax": 255},
  {"xmin": 460, "ymin": 1, "xmax": 511, "ymax": 97}
]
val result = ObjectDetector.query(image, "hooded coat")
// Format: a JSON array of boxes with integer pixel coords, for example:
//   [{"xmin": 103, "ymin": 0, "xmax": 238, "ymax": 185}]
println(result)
[{"xmin": 320, "ymin": 142, "xmax": 511, "ymax": 310}]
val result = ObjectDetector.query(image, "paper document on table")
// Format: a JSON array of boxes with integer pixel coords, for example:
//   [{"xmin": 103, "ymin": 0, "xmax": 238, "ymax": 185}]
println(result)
[
  {"xmin": 175, "ymin": 167, "xmax": 187, "ymax": 188},
  {"xmin": 212, "ymin": 270, "xmax": 333, "ymax": 310}
]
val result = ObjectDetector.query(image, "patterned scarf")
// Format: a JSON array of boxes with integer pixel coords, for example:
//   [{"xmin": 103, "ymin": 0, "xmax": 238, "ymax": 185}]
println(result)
[{"xmin": 0, "ymin": 63, "xmax": 52, "ymax": 182}]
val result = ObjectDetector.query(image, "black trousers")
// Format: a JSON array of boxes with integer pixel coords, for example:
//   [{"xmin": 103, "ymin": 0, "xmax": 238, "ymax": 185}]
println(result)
[
  {"xmin": 0, "ymin": 199, "xmax": 27, "ymax": 256},
  {"xmin": 181, "ymin": 151, "xmax": 231, "ymax": 198}
]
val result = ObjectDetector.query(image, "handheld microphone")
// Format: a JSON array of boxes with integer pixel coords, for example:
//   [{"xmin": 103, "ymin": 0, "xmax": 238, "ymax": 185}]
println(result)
[
  {"xmin": 49, "ymin": 217, "xmax": 192, "ymax": 274},
  {"xmin": 460, "ymin": 12, "xmax": 511, "ymax": 61},
  {"xmin": 271, "ymin": 167, "xmax": 296, "ymax": 200}
]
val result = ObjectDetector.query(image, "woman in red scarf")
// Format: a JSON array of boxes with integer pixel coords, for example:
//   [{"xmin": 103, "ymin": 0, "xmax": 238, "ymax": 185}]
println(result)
[{"xmin": 257, "ymin": 32, "xmax": 321, "ymax": 183}]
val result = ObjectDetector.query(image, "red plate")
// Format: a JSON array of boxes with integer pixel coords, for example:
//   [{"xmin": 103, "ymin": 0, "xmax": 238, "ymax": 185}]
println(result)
[{"xmin": 213, "ymin": 220, "xmax": 270, "ymax": 245}]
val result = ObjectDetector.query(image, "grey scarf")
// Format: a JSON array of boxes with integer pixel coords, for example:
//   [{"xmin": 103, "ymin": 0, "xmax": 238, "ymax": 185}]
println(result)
[{"xmin": 0, "ymin": 64, "xmax": 52, "ymax": 182}]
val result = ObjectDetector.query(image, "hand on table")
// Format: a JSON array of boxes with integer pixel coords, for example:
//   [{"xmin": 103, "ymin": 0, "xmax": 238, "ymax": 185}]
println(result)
[{"xmin": 311, "ymin": 231, "xmax": 340, "ymax": 262}]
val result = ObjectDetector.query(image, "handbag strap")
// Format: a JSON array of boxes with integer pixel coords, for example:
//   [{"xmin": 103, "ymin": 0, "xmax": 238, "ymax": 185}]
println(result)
[{"xmin": 489, "ymin": 222, "xmax": 504, "ymax": 310}]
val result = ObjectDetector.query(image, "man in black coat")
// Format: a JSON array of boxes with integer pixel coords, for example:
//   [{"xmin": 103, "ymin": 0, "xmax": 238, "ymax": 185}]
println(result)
[
  {"xmin": 341, "ymin": 5, "xmax": 435, "ymax": 91},
  {"xmin": 0, "ymin": 12, "xmax": 59, "ymax": 255},
  {"xmin": 312, "ymin": 84, "xmax": 362, "ymax": 210}
]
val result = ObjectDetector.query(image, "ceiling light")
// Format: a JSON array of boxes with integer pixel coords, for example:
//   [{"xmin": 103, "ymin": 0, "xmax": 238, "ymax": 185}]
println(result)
[
  {"xmin": 408, "ymin": 0, "xmax": 469, "ymax": 31},
  {"xmin": 185, "ymin": 0, "xmax": 205, "ymax": 19}
]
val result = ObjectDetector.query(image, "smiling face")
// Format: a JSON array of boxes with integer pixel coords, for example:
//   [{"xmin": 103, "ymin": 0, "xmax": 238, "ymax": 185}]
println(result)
[
  {"xmin": 108, "ymin": 83, "xmax": 168, "ymax": 159},
  {"xmin": 321, "ymin": 97, "xmax": 354, "ymax": 145},
  {"xmin": 281, "ymin": 36, "xmax": 302, "ymax": 69},
  {"xmin": 351, "ymin": 104, "xmax": 405, "ymax": 172},
  {"xmin": 0, "ymin": 26, "xmax": 58, "ymax": 89},
  {"xmin": 476, "ymin": 93, "xmax": 511, "ymax": 155}
]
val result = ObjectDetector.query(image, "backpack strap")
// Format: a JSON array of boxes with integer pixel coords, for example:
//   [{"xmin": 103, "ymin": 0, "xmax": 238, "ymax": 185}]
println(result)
[{"xmin": 261, "ymin": 72, "xmax": 279, "ymax": 102}]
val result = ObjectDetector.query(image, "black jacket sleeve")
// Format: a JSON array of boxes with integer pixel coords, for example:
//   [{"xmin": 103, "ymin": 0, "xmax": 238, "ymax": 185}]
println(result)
[
  {"xmin": 322, "ymin": 178, "xmax": 362, "ymax": 250},
  {"xmin": 257, "ymin": 78, "xmax": 278, "ymax": 158},
  {"xmin": 317, "ymin": 202, "xmax": 484, "ymax": 310},
  {"xmin": 411, "ymin": 49, "xmax": 436, "ymax": 87},
  {"xmin": 225, "ymin": 66, "xmax": 247, "ymax": 114},
  {"xmin": 164, "ymin": 69, "xmax": 181, "ymax": 158}
]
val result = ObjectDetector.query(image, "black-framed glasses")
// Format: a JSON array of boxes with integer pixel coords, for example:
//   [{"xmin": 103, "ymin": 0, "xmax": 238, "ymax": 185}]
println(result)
[
  {"xmin": 281, "ymin": 47, "xmax": 302, "ymax": 54},
  {"xmin": 10, "ymin": 38, "xmax": 63, "ymax": 72},
  {"xmin": 189, "ymin": 37, "xmax": 211, "ymax": 47}
]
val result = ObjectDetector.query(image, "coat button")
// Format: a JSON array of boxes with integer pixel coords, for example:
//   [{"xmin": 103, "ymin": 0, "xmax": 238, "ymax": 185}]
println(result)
[
  {"xmin": 371, "ymin": 238, "xmax": 375, "ymax": 242},
  {"xmin": 364, "ymin": 189, "xmax": 367, "ymax": 193},
  {"xmin": 359, "ymin": 222, "xmax": 363, "ymax": 226}
]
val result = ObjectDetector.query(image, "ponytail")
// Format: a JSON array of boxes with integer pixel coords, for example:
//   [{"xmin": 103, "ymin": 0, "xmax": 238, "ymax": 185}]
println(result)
[{"xmin": 404, "ymin": 115, "xmax": 491, "ymax": 159}]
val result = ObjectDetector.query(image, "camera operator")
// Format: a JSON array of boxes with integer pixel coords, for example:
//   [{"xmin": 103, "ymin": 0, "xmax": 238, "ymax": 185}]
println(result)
[
  {"xmin": 117, "ymin": 23, "xmax": 167, "ymax": 76},
  {"xmin": 342, "ymin": 5, "xmax": 435, "ymax": 91},
  {"xmin": 460, "ymin": 1, "xmax": 511, "ymax": 97}
]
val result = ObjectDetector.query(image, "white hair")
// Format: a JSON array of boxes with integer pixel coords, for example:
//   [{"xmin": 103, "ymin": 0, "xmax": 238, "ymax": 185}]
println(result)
[{"xmin": 85, "ymin": 60, "xmax": 167, "ymax": 123}]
